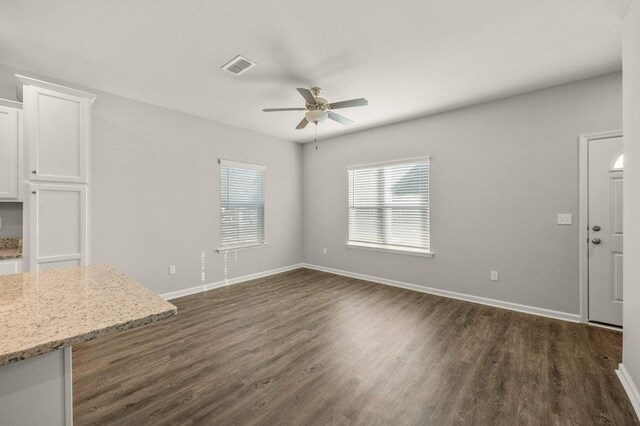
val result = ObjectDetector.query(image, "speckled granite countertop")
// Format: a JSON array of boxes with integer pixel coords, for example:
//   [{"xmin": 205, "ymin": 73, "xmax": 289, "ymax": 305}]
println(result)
[
  {"xmin": 0, "ymin": 237, "xmax": 22, "ymax": 260},
  {"xmin": 0, "ymin": 264, "xmax": 176, "ymax": 366}
]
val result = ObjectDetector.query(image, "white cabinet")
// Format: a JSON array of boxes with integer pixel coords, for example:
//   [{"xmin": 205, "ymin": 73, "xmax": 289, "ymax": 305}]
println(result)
[
  {"xmin": 18, "ymin": 75, "xmax": 95, "ymax": 273},
  {"xmin": 0, "ymin": 100, "xmax": 22, "ymax": 201},
  {"xmin": 18, "ymin": 76, "xmax": 95, "ymax": 184},
  {"xmin": 0, "ymin": 258, "xmax": 22, "ymax": 276},
  {"xmin": 27, "ymin": 183, "xmax": 87, "ymax": 272}
]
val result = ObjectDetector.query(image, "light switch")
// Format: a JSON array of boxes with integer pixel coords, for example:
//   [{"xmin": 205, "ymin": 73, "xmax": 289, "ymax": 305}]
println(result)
[{"xmin": 557, "ymin": 214, "xmax": 572, "ymax": 225}]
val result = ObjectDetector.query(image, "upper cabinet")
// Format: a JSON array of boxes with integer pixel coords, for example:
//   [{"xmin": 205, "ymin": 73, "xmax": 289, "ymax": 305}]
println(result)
[
  {"xmin": 0, "ymin": 100, "xmax": 22, "ymax": 201},
  {"xmin": 17, "ymin": 75, "xmax": 96, "ymax": 184}
]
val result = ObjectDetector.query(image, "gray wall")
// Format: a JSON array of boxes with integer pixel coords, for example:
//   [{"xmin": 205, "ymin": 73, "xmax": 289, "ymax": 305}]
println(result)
[
  {"xmin": 623, "ymin": 0, "xmax": 640, "ymax": 393},
  {"xmin": 0, "ymin": 64, "xmax": 304, "ymax": 295},
  {"xmin": 0, "ymin": 63, "xmax": 625, "ymax": 318},
  {"xmin": 302, "ymin": 73, "xmax": 622, "ymax": 315},
  {"xmin": 0, "ymin": 203, "xmax": 22, "ymax": 238}
]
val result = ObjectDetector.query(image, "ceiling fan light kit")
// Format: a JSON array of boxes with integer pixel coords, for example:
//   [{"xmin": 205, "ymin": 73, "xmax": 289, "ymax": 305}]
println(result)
[
  {"xmin": 263, "ymin": 86, "xmax": 368, "ymax": 130},
  {"xmin": 305, "ymin": 109, "xmax": 328, "ymax": 123}
]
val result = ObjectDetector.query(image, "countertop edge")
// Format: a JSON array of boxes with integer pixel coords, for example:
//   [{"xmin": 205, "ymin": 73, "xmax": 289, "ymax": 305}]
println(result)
[{"xmin": 0, "ymin": 306, "xmax": 177, "ymax": 367}]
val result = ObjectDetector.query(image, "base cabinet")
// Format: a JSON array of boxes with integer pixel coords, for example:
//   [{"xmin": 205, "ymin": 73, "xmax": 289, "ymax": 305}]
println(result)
[
  {"xmin": 0, "ymin": 348, "xmax": 72, "ymax": 426},
  {"xmin": 0, "ymin": 258, "xmax": 22, "ymax": 276}
]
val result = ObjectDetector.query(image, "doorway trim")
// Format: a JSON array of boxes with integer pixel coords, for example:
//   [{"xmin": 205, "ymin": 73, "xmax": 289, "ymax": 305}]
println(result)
[{"xmin": 578, "ymin": 130, "xmax": 623, "ymax": 323}]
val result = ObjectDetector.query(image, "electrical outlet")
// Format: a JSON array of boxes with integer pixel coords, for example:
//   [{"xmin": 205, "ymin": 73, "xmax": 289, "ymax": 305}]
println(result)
[
  {"xmin": 490, "ymin": 271, "xmax": 499, "ymax": 281},
  {"xmin": 323, "ymin": 248, "xmax": 327, "ymax": 255},
  {"xmin": 169, "ymin": 265, "xmax": 176, "ymax": 275}
]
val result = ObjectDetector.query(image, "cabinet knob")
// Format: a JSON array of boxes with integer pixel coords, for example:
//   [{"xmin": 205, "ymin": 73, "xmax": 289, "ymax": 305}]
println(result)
[
  {"xmin": 31, "ymin": 190, "xmax": 36, "ymax": 194},
  {"xmin": 31, "ymin": 170, "xmax": 37, "ymax": 174}
]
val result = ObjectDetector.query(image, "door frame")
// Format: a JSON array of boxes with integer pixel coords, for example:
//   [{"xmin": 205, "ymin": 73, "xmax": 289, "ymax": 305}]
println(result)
[{"xmin": 578, "ymin": 130, "xmax": 623, "ymax": 323}]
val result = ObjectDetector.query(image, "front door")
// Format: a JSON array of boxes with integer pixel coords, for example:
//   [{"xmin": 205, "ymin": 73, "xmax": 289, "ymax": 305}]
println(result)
[{"xmin": 588, "ymin": 136, "xmax": 623, "ymax": 326}]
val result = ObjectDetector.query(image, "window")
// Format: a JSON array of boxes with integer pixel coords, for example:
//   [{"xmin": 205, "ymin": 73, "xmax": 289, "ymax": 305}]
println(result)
[
  {"xmin": 219, "ymin": 159, "xmax": 265, "ymax": 250},
  {"xmin": 347, "ymin": 157, "xmax": 431, "ymax": 256},
  {"xmin": 611, "ymin": 153, "xmax": 624, "ymax": 171}
]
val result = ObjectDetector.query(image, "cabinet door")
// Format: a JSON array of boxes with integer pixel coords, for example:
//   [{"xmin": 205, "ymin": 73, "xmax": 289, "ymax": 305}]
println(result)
[
  {"xmin": 0, "ymin": 259, "xmax": 22, "ymax": 276},
  {"xmin": 29, "ymin": 184, "xmax": 87, "ymax": 272},
  {"xmin": 24, "ymin": 85, "xmax": 90, "ymax": 184},
  {"xmin": 0, "ymin": 105, "xmax": 19, "ymax": 200}
]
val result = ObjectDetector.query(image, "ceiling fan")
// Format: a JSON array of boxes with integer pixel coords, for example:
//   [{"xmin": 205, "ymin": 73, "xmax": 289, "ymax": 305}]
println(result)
[{"xmin": 263, "ymin": 87, "xmax": 368, "ymax": 129}]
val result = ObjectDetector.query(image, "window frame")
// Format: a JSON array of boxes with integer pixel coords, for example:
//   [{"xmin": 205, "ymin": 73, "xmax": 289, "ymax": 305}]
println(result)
[
  {"xmin": 346, "ymin": 156, "xmax": 433, "ymax": 257},
  {"xmin": 217, "ymin": 158, "xmax": 267, "ymax": 253}
]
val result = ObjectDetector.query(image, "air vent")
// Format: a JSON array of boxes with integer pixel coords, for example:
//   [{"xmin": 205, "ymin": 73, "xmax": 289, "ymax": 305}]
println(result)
[{"xmin": 221, "ymin": 55, "xmax": 257, "ymax": 76}]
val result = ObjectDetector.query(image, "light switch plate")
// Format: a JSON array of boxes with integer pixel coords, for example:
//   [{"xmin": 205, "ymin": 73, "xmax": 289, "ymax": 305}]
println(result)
[{"xmin": 557, "ymin": 214, "xmax": 572, "ymax": 225}]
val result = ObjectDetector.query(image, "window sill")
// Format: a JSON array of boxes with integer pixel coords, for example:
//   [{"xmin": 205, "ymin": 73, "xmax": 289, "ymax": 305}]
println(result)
[
  {"xmin": 346, "ymin": 242, "xmax": 433, "ymax": 257},
  {"xmin": 217, "ymin": 242, "xmax": 268, "ymax": 253}
]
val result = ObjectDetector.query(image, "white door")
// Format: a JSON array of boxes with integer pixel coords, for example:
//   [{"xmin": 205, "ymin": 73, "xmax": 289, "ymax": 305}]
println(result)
[
  {"xmin": 0, "ymin": 105, "xmax": 19, "ymax": 200},
  {"xmin": 23, "ymin": 85, "xmax": 90, "ymax": 184},
  {"xmin": 588, "ymin": 136, "xmax": 623, "ymax": 326},
  {"xmin": 28, "ymin": 184, "xmax": 87, "ymax": 271}
]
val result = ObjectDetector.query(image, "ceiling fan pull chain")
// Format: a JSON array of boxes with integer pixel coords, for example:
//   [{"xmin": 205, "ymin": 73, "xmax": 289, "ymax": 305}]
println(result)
[{"xmin": 315, "ymin": 123, "xmax": 318, "ymax": 150}]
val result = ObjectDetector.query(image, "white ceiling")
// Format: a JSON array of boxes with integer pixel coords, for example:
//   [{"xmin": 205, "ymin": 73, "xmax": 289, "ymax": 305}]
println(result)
[{"xmin": 0, "ymin": 0, "xmax": 630, "ymax": 143}]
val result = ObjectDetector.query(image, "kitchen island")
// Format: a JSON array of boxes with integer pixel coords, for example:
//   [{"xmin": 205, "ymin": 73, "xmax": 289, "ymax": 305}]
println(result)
[{"xmin": 0, "ymin": 264, "xmax": 176, "ymax": 425}]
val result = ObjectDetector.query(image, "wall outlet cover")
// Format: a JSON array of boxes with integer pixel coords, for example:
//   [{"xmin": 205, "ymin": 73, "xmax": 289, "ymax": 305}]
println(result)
[
  {"xmin": 169, "ymin": 265, "xmax": 176, "ymax": 275},
  {"xmin": 491, "ymin": 271, "xmax": 499, "ymax": 281},
  {"xmin": 557, "ymin": 214, "xmax": 572, "ymax": 225}
]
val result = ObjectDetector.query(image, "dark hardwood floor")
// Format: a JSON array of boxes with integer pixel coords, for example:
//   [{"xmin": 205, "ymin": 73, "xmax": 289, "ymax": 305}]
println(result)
[{"xmin": 73, "ymin": 268, "xmax": 638, "ymax": 425}]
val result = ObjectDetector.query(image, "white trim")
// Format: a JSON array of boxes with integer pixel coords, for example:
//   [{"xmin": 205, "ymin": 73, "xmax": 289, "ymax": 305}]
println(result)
[
  {"xmin": 616, "ymin": 364, "xmax": 640, "ymax": 419},
  {"xmin": 587, "ymin": 321, "xmax": 622, "ymax": 332},
  {"xmin": 16, "ymin": 74, "xmax": 97, "ymax": 104},
  {"xmin": 160, "ymin": 263, "xmax": 304, "ymax": 300},
  {"xmin": 578, "ymin": 130, "xmax": 623, "ymax": 323},
  {"xmin": 346, "ymin": 241, "xmax": 433, "ymax": 257},
  {"xmin": 302, "ymin": 263, "xmax": 581, "ymax": 323},
  {"xmin": 347, "ymin": 155, "xmax": 430, "ymax": 171},
  {"xmin": 217, "ymin": 242, "xmax": 268, "ymax": 253},
  {"xmin": 219, "ymin": 158, "xmax": 266, "ymax": 171},
  {"xmin": 160, "ymin": 261, "xmax": 582, "ymax": 322},
  {"xmin": 0, "ymin": 98, "xmax": 22, "ymax": 109},
  {"xmin": 63, "ymin": 347, "xmax": 72, "ymax": 426}
]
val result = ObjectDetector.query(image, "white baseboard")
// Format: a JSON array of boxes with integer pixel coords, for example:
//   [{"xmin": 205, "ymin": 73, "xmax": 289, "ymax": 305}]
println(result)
[
  {"xmin": 617, "ymin": 364, "xmax": 640, "ymax": 419},
  {"xmin": 161, "ymin": 261, "xmax": 581, "ymax": 323},
  {"xmin": 301, "ymin": 263, "xmax": 581, "ymax": 323},
  {"xmin": 160, "ymin": 263, "xmax": 304, "ymax": 300}
]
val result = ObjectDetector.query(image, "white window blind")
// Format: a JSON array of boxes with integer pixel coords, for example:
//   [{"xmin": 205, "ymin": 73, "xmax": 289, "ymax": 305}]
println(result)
[
  {"xmin": 348, "ymin": 158, "xmax": 430, "ymax": 253},
  {"xmin": 220, "ymin": 160, "xmax": 265, "ymax": 248}
]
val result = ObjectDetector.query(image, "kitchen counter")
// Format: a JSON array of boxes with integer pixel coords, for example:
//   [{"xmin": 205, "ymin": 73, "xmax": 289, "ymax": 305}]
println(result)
[
  {"xmin": 0, "ymin": 264, "xmax": 176, "ymax": 366},
  {"xmin": 0, "ymin": 237, "xmax": 22, "ymax": 260}
]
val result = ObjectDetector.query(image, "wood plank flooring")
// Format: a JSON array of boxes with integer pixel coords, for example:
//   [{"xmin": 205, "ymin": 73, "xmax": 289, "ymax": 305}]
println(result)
[{"xmin": 73, "ymin": 268, "xmax": 638, "ymax": 425}]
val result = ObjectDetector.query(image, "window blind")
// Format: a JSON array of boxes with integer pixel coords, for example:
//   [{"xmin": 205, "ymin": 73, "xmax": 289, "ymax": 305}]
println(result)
[
  {"xmin": 220, "ymin": 160, "xmax": 265, "ymax": 248},
  {"xmin": 348, "ymin": 158, "xmax": 430, "ymax": 252}
]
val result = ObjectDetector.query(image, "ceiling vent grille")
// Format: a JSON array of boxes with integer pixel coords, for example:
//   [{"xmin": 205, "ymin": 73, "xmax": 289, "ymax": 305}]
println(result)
[{"xmin": 221, "ymin": 55, "xmax": 257, "ymax": 76}]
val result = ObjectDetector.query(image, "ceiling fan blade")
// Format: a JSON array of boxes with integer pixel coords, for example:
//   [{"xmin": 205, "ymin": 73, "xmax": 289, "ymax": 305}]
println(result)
[
  {"xmin": 297, "ymin": 88, "xmax": 317, "ymax": 105},
  {"xmin": 263, "ymin": 108, "xmax": 307, "ymax": 112},
  {"xmin": 328, "ymin": 111, "xmax": 354, "ymax": 126},
  {"xmin": 328, "ymin": 98, "xmax": 368, "ymax": 110},
  {"xmin": 296, "ymin": 117, "xmax": 309, "ymax": 129}
]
